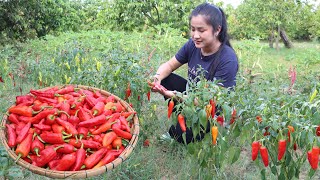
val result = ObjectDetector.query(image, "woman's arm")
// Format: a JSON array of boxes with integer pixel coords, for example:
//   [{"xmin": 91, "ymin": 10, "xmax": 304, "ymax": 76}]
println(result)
[{"xmin": 153, "ymin": 56, "xmax": 182, "ymax": 84}]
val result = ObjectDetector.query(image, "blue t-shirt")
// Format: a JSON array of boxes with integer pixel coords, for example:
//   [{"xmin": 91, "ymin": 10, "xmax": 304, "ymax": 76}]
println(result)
[{"xmin": 175, "ymin": 39, "xmax": 238, "ymax": 88}]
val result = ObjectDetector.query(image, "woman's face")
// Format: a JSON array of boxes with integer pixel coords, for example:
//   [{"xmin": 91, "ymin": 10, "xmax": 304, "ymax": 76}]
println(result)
[{"xmin": 190, "ymin": 15, "xmax": 219, "ymax": 51}]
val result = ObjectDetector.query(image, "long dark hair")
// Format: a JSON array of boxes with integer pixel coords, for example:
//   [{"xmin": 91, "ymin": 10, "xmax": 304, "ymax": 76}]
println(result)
[{"xmin": 189, "ymin": 3, "xmax": 235, "ymax": 80}]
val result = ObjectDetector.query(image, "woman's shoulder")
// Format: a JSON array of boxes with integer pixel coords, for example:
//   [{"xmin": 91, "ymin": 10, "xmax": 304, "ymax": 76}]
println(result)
[{"xmin": 221, "ymin": 44, "xmax": 238, "ymax": 61}]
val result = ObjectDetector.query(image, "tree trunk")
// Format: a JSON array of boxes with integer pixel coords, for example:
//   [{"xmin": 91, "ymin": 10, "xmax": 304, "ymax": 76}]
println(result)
[
  {"xmin": 276, "ymin": 24, "xmax": 280, "ymax": 51},
  {"xmin": 280, "ymin": 29, "xmax": 293, "ymax": 48},
  {"xmin": 268, "ymin": 30, "xmax": 274, "ymax": 48}
]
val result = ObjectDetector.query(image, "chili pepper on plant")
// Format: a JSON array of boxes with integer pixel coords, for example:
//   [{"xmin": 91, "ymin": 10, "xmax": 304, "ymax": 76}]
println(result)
[
  {"xmin": 147, "ymin": 91, "xmax": 151, "ymax": 101},
  {"xmin": 178, "ymin": 114, "xmax": 186, "ymax": 132},
  {"xmin": 211, "ymin": 126, "xmax": 218, "ymax": 145},
  {"xmin": 251, "ymin": 141, "xmax": 260, "ymax": 161},
  {"xmin": 260, "ymin": 145, "xmax": 269, "ymax": 167},
  {"xmin": 209, "ymin": 99, "xmax": 216, "ymax": 118},
  {"xmin": 216, "ymin": 116, "xmax": 224, "ymax": 126},
  {"xmin": 168, "ymin": 99, "xmax": 174, "ymax": 119},
  {"xmin": 311, "ymin": 146, "xmax": 319, "ymax": 170},
  {"xmin": 277, "ymin": 139, "xmax": 286, "ymax": 161},
  {"xmin": 125, "ymin": 83, "xmax": 131, "ymax": 100}
]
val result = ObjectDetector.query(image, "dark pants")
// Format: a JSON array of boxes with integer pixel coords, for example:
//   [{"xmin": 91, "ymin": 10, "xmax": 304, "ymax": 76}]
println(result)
[{"xmin": 161, "ymin": 73, "xmax": 210, "ymax": 144}]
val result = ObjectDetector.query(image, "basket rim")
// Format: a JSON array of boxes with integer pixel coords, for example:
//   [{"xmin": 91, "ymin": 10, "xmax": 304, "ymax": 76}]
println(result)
[{"xmin": 0, "ymin": 84, "xmax": 140, "ymax": 179}]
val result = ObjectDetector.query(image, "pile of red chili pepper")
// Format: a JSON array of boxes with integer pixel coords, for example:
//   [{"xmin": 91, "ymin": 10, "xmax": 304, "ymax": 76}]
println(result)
[{"xmin": 5, "ymin": 85, "xmax": 137, "ymax": 171}]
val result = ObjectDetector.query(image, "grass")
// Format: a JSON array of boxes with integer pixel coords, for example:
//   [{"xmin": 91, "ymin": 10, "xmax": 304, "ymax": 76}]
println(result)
[{"xmin": 0, "ymin": 30, "xmax": 320, "ymax": 179}]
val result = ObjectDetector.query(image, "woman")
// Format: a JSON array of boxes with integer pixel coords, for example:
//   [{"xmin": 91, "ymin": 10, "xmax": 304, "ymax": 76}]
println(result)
[{"xmin": 150, "ymin": 3, "xmax": 238, "ymax": 144}]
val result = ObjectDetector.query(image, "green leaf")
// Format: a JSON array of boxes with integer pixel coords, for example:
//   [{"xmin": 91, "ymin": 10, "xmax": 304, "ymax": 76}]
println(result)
[
  {"xmin": 231, "ymin": 147, "xmax": 241, "ymax": 164},
  {"xmin": 260, "ymin": 169, "xmax": 266, "ymax": 180},
  {"xmin": 308, "ymin": 168, "xmax": 316, "ymax": 178},
  {"xmin": 270, "ymin": 166, "xmax": 278, "ymax": 175}
]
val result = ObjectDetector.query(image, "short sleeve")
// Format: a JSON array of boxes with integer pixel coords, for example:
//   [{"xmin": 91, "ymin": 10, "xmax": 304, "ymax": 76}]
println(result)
[{"xmin": 175, "ymin": 39, "xmax": 193, "ymax": 64}]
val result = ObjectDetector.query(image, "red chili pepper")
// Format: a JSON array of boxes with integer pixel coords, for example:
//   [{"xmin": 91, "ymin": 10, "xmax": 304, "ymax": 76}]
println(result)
[
  {"xmin": 29, "ymin": 108, "xmax": 57, "ymax": 124},
  {"xmin": 178, "ymin": 114, "xmax": 186, "ymax": 132},
  {"xmin": 16, "ymin": 122, "xmax": 31, "ymax": 144},
  {"xmin": 52, "ymin": 123, "xmax": 66, "ymax": 134},
  {"xmin": 69, "ymin": 92, "xmax": 81, "ymax": 97},
  {"xmin": 92, "ymin": 101, "xmax": 105, "ymax": 116},
  {"xmin": 102, "ymin": 131, "xmax": 118, "ymax": 147},
  {"xmin": 311, "ymin": 146, "xmax": 319, "ymax": 170},
  {"xmin": 293, "ymin": 143, "xmax": 298, "ymax": 151},
  {"xmin": 68, "ymin": 110, "xmax": 80, "ymax": 127},
  {"xmin": 112, "ymin": 137, "xmax": 122, "ymax": 150},
  {"xmin": 92, "ymin": 120, "xmax": 116, "ymax": 135},
  {"xmin": 32, "ymin": 102, "xmax": 50, "ymax": 111},
  {"xmin": 119, "ymin": 115, "xmax": 130, "ymax": 132},
  {"xmin": 55, "ymin": 85, "xmax": 75, "ymax": 95},
  {"xmin": 16, "ymin": 95, "xmax": 34, "ymax": 105},
  {"xmin": 70, "ymin": 143, "xmax": 86, "ymax": 171},
  {"xmin": 216, "ymin": 116, "xmax": 224, "ymax": 126},
  {"xmin": 78, "ymin": 114, "xmax": 107, "ymax": 127},
  {"xmin": 121, "ymin": 111, "xmax": 136, "ymax": 118},
  {"xmin": 15, "ymin": 122, "xmax": 26, "ymax": 134},
  {"xmin": 52, "ymin": 153, "xmax": 76, "ymax": 171},
  {"xmin": 31, "ymin": 136, "xmax": 44, "ymax": 156},
  {"xmin": 84, "ymin": 147, "xmax": 108, "ymax": 169},
  {"xmin": 230, "ymin": 108, "xmax": 237, "ymax": 124},
  {"xmin": 36, "ymin": 96, "xmax": 58, "ymax": 105},
  {"xmin": 33, "ymin": 145, "xmax": 63, "ymax": 167},
  {"xmin": 53, "ymin": 143, "xmax": 76, "ymax": 154},
  {"xmin": 93, "ymin": 134, "xmax": 103, "ymax": 143},
  {"xmin": 93, "ymin": 152, "xmax": 115, "ymax": 169},
  {"xmin": 69, "ymin": 138, "xmax": 101, "ymax": 149},
  {"xmin": 77, "ymin": 127, "xmax": 88, "ymax": 141},
  {"xmin": 125, "ymin": 83, "xmax": 131, "ymax": 100},
  {"xmin": 6, "ymin": 124, "xmax": 17, "ymax": 148},
  {"xmin": 113, "ymin": 102, "xmax": 124, "ymax": 113},
  {"xmin": 78, "ymin": 107, "xmax": 92, "ymax": 122},
  {"xmin": 113, "ymin": 127, "xmax": 132, "ymax": 140},
  {"xmin": 8, "ymin": 105, "xmax": 39, "ymax": 117},
  {"xmin": 85, "ymin": 95, "xmax": 98, "ymax": 108},
  {"xmin": 251, "ymin": 141, "xmax": 260, "ymax": 161},
  {"xmin": 59, "ymin": 101, "xmax": 70, "ymax": 121},
  {"xmin": 209, "ymin": 99, "xmax": 216, "ymax": 118},
  {"xmin": 277, "ymin": 139, "xmax": 286, "ymax": 161},
  {"xmin": 147, "ymin": 91, "xmax": 151, "ymax": 101},
  {"xmin": 56, "ymin": 117, "xmax": 78, "ymax": 135},
  {"xmin": 106, "ymin": 95, "xmax": 116, "ymax": 103},
  {"xmin": 15, "ymin": 132, "xmax": 33, "ymax": 159},
  {"xmin": 40, "ymin": 132, "xmax": 71, "ymax": 144},
  {"xmin": 8, "ymin": 113, "xmax": 20, "ymax": 124},
  {"xmin": 44, "ymin": 114, "xmax": 56, "ymax": 125},
  {"xmin": 168, "ymin": 99, "xmax": 174, "ymax": 119},
  {"xmin": 260, "ymin": 146, "xmax": 269, "ymax": 167},
  {"xmin": 33, "ymin": 124, "xmax": 52, "ymax": 131},
  {"xmin": 48, "ymin": 159, "xmax": 60, "ymax": 170}
]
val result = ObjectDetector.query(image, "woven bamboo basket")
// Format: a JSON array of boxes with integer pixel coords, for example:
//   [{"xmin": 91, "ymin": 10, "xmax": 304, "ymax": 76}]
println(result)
[{"xmin": 0, "ymin": 85, "xmax": 139, "ymax": 179}]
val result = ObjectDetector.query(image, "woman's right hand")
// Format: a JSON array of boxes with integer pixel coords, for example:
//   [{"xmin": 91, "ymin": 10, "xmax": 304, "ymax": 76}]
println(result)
[{"xmin": 147, "ymin": 81, "xmax": 167, "ymax": 93}]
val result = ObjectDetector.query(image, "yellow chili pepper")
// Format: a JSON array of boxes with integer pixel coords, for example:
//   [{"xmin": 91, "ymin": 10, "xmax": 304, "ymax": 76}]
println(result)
[{"xmin": 211, "ymin": 126, "xmax": 218, "ymax": 145}]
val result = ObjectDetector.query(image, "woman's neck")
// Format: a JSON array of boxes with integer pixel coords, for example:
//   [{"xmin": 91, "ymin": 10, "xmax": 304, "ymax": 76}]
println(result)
[{"xmin": 201, "ymin": 41, "xmax": 222, "ymax": 56}]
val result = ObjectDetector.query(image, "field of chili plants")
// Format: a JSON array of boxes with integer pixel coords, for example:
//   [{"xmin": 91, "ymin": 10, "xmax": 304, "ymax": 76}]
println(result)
[{"xmin": 0, "ymin": 30, "xmax": 319, "ymax": 179}]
